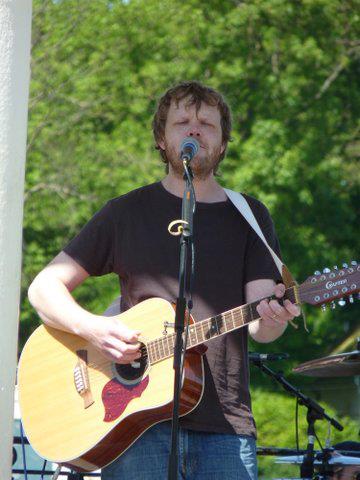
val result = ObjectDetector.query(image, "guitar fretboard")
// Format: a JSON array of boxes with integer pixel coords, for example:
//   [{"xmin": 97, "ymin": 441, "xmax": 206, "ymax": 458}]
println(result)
[{"xmin": 146, "ymin": 286, "xmax": 297, "ymax": 364}]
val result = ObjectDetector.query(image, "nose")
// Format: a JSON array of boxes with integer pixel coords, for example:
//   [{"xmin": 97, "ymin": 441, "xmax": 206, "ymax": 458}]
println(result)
[{"xmin": 187, "ymin": 125, "xmax": 201, "ymax": 138}]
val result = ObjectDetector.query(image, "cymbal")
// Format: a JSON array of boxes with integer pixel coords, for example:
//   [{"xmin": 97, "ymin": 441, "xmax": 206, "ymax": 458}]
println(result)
[
  {"xmin": 275, "ymin": 452, "xmax": 360, "ymax": 465},
  {"xmin": 257, "ymin": 446, "xmax": 360, "ymax": 458},
  {"xmin": 293, "ymin": 350, "xmax": 360, "ymax": 377}
]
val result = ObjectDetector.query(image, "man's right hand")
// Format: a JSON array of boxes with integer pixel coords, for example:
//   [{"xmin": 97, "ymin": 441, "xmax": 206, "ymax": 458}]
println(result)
[
  {"xmin": 85, "ymin": 315, "xmax": 142, "ymax": 364},
  {"xmin": 28, "ymin": 252, "xmax": 142, "ymax": 365}
]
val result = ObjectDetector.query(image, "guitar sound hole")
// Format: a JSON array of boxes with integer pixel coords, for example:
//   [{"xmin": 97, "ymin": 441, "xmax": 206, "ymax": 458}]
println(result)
[{"xmin": 112, "ymin": 344, "xmax": 148, "ymax": 385}]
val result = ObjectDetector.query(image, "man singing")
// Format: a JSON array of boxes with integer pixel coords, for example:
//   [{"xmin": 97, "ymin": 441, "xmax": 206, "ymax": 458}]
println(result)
[{"xmin": 28, "ymin": 81, "xmax": 300, "ymax": 479}]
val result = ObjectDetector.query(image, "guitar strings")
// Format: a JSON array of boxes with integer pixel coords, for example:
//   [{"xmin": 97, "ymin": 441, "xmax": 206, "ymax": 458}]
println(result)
[
  {"xmin": 84, "ymin": 307, "xmax": 253, "ymax": 372},
  {"xmin": 147, "ymin": 286, "xmax": 301, "ymax": 363},
  {"xmin": 69, "ymin": 276, "xmax": 357, "ymax": 377},
  {"xmin": 85, "ymin": 286, "xmax": 300, "ymax": 369}
]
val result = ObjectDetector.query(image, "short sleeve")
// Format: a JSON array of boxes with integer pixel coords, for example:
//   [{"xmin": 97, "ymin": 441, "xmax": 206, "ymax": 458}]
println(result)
[
  {"xmin": 243, "ymin": 199, "xmax": 282, "ymax": 284},
  {"xmin": 63, "ymin": 201, "xmax": 115, "ymax": 276}
]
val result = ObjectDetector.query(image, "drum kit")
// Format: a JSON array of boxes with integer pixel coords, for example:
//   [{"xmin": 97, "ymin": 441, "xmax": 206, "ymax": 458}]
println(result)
[{"xmin": 254, "ymin": 345, "xmax": 360, "ymax": 480}]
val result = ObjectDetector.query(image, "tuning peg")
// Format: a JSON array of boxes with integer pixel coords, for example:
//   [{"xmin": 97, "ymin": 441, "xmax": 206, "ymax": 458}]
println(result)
[
  {"xmin": 333, "ymin": 266, "xmax": 338, "ymax": 270},
  {"xmin": 314, "ymin": 270, "xmax": 321, "ymax": 275},
  {"xmin": 321, "ymin": 304, "xmax": 327, "ymax": 312},
  {"xmin": 323, "ymin": 268, "xmax": 331, "ymax": 273},
  {"xmin": 330, "ymin": 301, "xmax": 336, "ymax": 309},
  {"xmin": 351, "ymin": 260, "xmax": 358, "ymax": 266},
  {"xmin": 349, "ymin": 294, "xmax": 354, "ymax": 303},
  {"xmin": 342, "ymin": 263, "xmax": 349, "ymax": 268},
  {"xmin": 338, "ymin": 298, "xmax": 346, "ymax": 307}
]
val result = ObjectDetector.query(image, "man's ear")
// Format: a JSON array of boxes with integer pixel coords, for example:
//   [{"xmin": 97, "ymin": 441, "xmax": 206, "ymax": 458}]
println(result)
[
  {"xmin": 220, "ymin": 142, "xmax": 226, "ymax": 155},
  {"xmin": 157, "ymin": 137, "xmax": 165, "ymax": 151}
]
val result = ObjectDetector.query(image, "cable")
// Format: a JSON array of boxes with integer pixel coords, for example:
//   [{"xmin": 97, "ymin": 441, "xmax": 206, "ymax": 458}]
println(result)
[{"xmin": 314, "ymin": 430, "xmax": 324, "ymax": 451}]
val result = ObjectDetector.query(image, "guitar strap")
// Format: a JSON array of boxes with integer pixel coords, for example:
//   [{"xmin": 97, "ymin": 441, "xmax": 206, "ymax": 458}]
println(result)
[
  {"xmin": 224, "ymin": 188, "xmax": 283, "ymax": 276},
  {"xmin": 224, "ymin": 188, "xmax": 303, "ymax": 329}
]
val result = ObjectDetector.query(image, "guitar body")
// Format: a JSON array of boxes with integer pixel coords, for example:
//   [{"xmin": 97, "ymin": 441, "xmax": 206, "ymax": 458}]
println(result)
[{"xmin": 18, "ymin": 298, "xmax": 204, "ymax": 472}]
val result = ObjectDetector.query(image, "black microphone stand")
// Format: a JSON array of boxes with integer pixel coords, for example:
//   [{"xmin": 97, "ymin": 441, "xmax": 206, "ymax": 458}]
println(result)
[
  {"xmin": 168, "ymin": 161, "xmax": 196, "ymax": 480},
  {"xmin": 250, "ymin": 358, "xmax": 343, "ymax": 479}
]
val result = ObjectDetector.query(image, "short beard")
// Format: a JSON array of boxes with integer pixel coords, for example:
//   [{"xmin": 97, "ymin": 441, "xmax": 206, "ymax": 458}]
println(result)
[{"xmin": 164, "ymin": 142, "xmax": 223, "ymax": 181}]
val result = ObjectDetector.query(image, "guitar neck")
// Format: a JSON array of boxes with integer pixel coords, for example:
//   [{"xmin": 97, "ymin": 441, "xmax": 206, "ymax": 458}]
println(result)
[{"xmin": 147, "ymin": 285, "xmax": 298, "ymax": 364}]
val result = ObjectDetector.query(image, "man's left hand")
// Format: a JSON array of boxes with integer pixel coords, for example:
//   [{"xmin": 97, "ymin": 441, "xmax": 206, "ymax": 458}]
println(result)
[{"xmin": 256, "ymin": 283, "xmax": 301, "ymax": 328}]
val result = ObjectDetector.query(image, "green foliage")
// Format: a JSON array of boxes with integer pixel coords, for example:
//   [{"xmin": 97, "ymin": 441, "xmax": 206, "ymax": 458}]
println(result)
[
  {"xmin": 21, "ymin": 0, "xmax": 359, "ymax": 456},
  {"xmin": 24, "ymin": 0, "xmax": 359, "ymax": 351}
]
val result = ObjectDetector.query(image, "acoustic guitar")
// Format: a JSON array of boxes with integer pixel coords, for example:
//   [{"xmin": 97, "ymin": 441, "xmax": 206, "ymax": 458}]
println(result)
[{"xmin": 18, "ymin": 263, "xmax": 360, "ymax": 472}]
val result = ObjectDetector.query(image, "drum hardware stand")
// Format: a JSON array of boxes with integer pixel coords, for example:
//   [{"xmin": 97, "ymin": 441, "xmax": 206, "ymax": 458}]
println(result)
[
  {"xmin": 250, "ymin": 357, "xmax": 344, "ymax": 478},
  {"xmin": 300, "ymin": 407, "xmax": 326, "ymax": 478}
]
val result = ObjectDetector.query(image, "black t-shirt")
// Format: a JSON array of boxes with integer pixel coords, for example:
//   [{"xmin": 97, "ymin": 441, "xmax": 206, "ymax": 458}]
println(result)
[{"xmin": 64, "ymin": 181, "xmax": 281, "ymax": 437}]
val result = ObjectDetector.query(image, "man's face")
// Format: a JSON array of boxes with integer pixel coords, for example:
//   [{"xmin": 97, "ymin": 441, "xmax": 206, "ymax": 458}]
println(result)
[{"xmin": 158, "ymin": 97, "xmax": 226, "ymax": 179}]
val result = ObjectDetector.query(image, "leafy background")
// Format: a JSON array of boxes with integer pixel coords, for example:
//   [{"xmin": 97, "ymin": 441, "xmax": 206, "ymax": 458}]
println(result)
[{"xmin": 21, "ymin": 1, "xmax": 360, "ymax": 477}]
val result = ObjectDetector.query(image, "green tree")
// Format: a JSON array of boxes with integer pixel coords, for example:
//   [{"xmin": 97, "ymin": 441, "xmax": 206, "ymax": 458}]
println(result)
[
  {"xmin": 21, "ymin": 2, "xmax": 359, "ymax": 465},
  {"xmin": 23, "ymin": 0, "xmax": 359, "ymax": 355}
]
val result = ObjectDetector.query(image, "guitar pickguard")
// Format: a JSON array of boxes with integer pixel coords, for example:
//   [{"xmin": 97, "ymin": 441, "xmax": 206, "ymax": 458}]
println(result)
[{"xmin": 102, "ymin": 375, "xmax": 149, "ymax": 422}]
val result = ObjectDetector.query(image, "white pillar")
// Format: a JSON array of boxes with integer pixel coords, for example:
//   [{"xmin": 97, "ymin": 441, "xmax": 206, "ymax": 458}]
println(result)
[{"xmin": 0, "ymin": 1, "xmax": 32, "ymax": 478}]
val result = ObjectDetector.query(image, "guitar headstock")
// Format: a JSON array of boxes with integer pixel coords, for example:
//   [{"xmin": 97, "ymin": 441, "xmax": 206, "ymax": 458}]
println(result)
[{"xmin": 298, "ymin": 261, "xmax": 360, "ymax": 309}]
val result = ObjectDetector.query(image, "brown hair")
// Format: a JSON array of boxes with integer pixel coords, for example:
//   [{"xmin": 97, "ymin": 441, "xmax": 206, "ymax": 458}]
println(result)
[{"xmin": 152, "ymin": 81, "xmax": 232, "ymax": 173}]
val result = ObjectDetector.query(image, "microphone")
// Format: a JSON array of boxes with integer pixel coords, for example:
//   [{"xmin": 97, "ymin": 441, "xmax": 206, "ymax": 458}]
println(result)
[
  {"xmin": 180, "ymin": 137, "xmax": 200, "ymax": 163},
  {"xmin": 248, "ymin": 352, "xmax": 289, "ymax": 362}
]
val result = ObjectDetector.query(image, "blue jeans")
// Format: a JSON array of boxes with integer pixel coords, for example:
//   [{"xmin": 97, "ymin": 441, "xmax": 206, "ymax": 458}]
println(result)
[{"xmin": 101, "ymin": 421, "xmax": 257, "ymax": 479}]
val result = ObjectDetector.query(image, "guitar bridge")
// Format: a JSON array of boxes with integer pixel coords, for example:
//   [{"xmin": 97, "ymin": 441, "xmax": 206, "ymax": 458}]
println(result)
[{"xmin": 74, "ymin": 350, "xmax": 94, "ymax": 409}]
